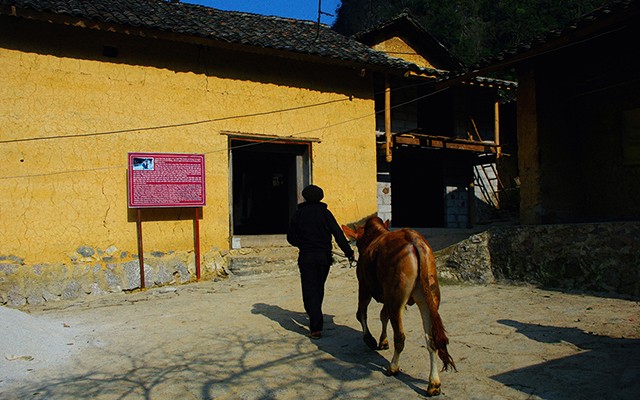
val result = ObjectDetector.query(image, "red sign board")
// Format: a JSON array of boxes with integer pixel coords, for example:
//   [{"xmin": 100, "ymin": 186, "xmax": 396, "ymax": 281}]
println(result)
[{"xmin": 128, "ymin": 152, "xmax": 206, "ymax": 208}]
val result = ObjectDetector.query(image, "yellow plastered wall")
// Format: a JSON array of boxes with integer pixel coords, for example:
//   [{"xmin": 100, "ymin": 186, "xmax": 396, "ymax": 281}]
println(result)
[
  {"xmin": 0, "ymin": 17, "xmax": 377, "ymax": 264},
  {"xmin": 372, "ymin": 37, "xmax": 435, "ymax": 70}
]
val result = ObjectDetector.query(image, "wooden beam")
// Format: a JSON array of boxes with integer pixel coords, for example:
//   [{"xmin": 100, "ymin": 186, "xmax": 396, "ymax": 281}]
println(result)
[
  {"xmin": 395, "ymin": 136, "xmax": 420, "ymax": 146},
  {"xmin": 394, "ymin": 133, "xmax": 499, "ymax": 153},
  {"xmin": 438, "ymin": 141, "xmax": 493, "ymax": 152},
  {"xmin": 385, "ymin": 75, "xmax": 392, "ymax": 162}
]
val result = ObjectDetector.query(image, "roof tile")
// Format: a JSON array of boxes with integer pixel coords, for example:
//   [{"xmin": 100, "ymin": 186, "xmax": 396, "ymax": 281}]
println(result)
[
  {"xmin": 1, "ymin": 0, "xmax": 418, "ymax": 72},
  {"xmin": 471, "ymin": 0, "xmax": 637, "ymax": 70}
]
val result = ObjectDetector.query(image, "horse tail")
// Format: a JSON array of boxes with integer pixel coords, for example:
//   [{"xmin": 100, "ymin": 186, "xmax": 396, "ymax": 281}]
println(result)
[{"xmin": 412, "ymin": 233, "xmax": 457, "ymax": 372}]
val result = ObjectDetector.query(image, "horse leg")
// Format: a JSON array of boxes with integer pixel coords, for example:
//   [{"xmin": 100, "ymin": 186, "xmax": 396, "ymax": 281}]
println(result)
[
  {"xmin": 385, "ymin": 306, "xmax": 405, "ymax": 376},
  {"xmin": 356, "ymin": 288, "xmax": 377, "ymax": 349},
  {"xmin": 378, "ymin": 306, "xmax": 390, "ymax": 350},
  {"xmin": 414, "ymin": 289, "xmax": 442, "ymax": 396}
]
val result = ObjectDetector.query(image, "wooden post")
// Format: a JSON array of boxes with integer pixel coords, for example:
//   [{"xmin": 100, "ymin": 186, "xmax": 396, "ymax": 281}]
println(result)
[
  {"xmin": 468, "ymin": 183, "xmax": 476, "ymax": 228},
  {"xmin": 494, "ymin": 100, "xmax": 501, "ymax": 158},
  {"xmin": 518, "ymin": 65, "xmax": 541, "ymax": 224},
  {"xmin": 136, "ymin": 208, "xmax": 145, "ymax": 289},
  {"xmin": 194, "ymin": 207, "xmax": 201, "ymax": 281},
  {"xmin": 385, "ymin": 75, "xmax": 392, "ymax": 163}
]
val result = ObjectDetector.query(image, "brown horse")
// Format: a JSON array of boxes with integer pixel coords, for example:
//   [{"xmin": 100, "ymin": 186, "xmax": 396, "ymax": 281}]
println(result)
[{"xmin": 342, "ymin": 216, "xmax": 456, "ymax": 396}]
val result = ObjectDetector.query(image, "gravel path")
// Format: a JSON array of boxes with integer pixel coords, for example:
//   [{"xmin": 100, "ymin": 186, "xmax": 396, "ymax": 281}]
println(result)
[{"xmin": 1, "ymin": 266, "xmax": 639, "ymax": 399}]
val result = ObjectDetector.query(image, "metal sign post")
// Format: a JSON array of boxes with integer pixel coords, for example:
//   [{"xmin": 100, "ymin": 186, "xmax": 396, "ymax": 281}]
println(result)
[
  {"xmin": 128, "ymin": 152, "xmax": 206, "ymax": 289},
  {"xmin": 136, "ymin": 208, "xmax": 146, "ymax": 289},
  {"xmin": 194, "ymin": 207, "xmax": 201, "ymax": 281}
]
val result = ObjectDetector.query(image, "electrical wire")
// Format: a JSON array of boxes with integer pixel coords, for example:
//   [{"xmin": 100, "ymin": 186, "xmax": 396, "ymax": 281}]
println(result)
[
  {"xmin": 0, "ymin": 80, "xmax": 435, "ymax": 146},
  {"xmin": 0, "ymin": 85, "xmax": 448, "ymax": 180},
  {"xmin": 0, "ymin": 98, "xmax": 348, "ymax": 145}
]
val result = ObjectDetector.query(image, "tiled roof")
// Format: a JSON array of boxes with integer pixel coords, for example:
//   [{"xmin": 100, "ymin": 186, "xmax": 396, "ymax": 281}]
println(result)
[
  {"xmin": 354, "ymin": 10, "xmax": 465, "ymax": 71},
  {"xmin": 429, "ymin": 0, "xmax": 637, "ymax": 90},
  {"xmin": 351, "ymin": 10, "xmax": 517, "ymax": 89},
  {"xmin": 471, "ymin": 0, "xmax": 638, "ymax": 71},
  {"xmin": 0, "ymin": 0, "xmax": 419, "ymax": 72}
]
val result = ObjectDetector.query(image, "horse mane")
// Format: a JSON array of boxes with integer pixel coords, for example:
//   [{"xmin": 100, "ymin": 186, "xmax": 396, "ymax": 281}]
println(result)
[
  {"xmin": 364, "ymin": 216, "xmax": 388, "ymax": 235},
  {"xmin": 354, "ymin": 216, "xmax": 390, "ymax": 253}
]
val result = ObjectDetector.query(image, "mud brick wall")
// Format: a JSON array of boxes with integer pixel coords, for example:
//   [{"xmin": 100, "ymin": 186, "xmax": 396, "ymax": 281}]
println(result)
[{"xmin": 1, "ymin": 17, "xmax": 378, "ymax": 267}]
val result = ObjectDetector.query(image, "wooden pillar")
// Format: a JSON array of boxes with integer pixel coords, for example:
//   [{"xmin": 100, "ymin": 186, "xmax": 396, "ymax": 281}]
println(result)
[
  {"xmin": 494, "ymin": 100, "xmax": 502, "ymax": 158},
  {"xmin": 385, "ymin": 75, "xmax": 392, "ymax": 163},
  {"xmin": 517, "ymin": 64, "xmax": 542, "ymax": 224}
]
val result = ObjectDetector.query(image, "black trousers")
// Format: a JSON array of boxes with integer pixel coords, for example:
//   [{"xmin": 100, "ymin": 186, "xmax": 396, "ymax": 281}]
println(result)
[{"xmin": 298, "ymin": 260, "xmax": 331, "ymax": 333}]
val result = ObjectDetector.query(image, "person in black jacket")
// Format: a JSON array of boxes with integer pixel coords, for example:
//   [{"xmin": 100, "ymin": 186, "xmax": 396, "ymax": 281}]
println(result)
[{"xmin": 287, "ymin": 184, "xmax": 355, "ymax": 339}]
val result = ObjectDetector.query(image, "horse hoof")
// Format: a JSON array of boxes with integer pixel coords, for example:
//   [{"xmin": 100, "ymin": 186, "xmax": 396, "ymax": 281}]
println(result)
[
  {"xmin": 384, "ymin": 367, "xmax": 399, "ymax": 376},
  {"xmin": 377, "ymin": 342, "xmax": 389, "ymax": 350},
  {"xmin": 364, "ymin": 335, "xmax": 377, "ymax": 350},
  {"xmin": 426, "ymin": 383, "xmax": 441, "ymax": 397}
]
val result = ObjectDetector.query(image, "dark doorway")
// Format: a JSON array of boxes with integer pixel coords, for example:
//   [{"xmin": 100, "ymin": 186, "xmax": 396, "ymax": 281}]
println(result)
[
  {"xmin": 391, "ymin": 147, "xmax": 445, "ymax": 227},
  {"xmin": 231, "ymin": 139, "xmax": 310, "ymax": 235}
]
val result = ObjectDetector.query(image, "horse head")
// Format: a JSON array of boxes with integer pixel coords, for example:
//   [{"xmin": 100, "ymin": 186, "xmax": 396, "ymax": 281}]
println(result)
[{"xmin": 342, "ymin": 216, "xmax": 389, "ymax": 253}]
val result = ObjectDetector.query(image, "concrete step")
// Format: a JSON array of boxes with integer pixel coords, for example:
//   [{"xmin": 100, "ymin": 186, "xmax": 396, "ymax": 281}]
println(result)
[
  {"xmin": 231, "ymin": 235, "xmax": 289, "ymax": 249},
  {"xmin": 227, "ymin": 240, "xmax": 299, "ymax": 276},
  {"xmin": 226, "ymin": 235, "xmax": 353, "ymax": 276}
]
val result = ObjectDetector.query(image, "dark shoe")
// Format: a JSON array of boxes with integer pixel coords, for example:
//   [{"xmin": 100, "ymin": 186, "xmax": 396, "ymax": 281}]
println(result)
[{"xmin": 308, "ymin": 331, "xmax": 322, "ymax": 339}]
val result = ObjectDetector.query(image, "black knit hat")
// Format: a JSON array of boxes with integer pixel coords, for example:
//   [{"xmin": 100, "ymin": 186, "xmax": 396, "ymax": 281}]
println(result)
[{"xmin": 302, "ymin": 185, "xmax": 324, "ymax": 202}]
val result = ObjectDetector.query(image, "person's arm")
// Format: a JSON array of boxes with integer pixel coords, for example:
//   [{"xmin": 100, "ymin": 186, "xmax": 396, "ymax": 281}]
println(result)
[
  {"xmin": 286, "ymin": 213, "xmax": 300, "ymax": 247},
  {"xmin": 326, "ymin": 210, "xmax": 354, "ymax": 259}
]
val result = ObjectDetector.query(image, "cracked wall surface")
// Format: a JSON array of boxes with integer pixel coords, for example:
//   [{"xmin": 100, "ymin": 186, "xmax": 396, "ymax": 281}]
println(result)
[{"xmin": 0, "ymin": 17, "xmax": 377, "ymax": 273}]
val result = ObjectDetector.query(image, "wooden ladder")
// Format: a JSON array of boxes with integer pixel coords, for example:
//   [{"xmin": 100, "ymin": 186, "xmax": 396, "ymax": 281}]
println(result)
[{"xmin": 474, "ymin": 162, "xmax": 504, "ymax": 209}]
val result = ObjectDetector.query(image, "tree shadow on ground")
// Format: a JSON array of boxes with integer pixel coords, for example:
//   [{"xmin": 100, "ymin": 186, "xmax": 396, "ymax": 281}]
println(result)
[
  {"xmin": 492, "ymin": 319, "xmax": 640, "ymax": 400},
  {"xmin": 2, "ymin": 302, "xmax": 438, "ymax": 399},
  {"xmin": 3, "ymin": 329, "xmax": 396, "ymax": 400},
  {"xmin": 251, "ymin": 302, "xmax": 433, "ymax": 396}
]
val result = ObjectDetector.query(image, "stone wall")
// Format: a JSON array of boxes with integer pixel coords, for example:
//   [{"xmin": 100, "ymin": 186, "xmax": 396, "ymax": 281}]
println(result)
[
  {"xmin": 439, "ymin": 222, "xmax": 640, "ymax": 297},
  {"xmin": 377, "ymin": 182, "xmax": 392, "ymax": 223},
  {"xmin": 0, "ymin": 247, "xmax": 228, "ymax": 307},
  {"xmin": 444, "ymin": 186, "xmax": 469, "ymax": 228}
]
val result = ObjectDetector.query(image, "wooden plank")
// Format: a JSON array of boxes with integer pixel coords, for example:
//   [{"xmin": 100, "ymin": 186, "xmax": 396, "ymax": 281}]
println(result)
[
  {"xmin": 395, "ymin": 136, "xmax": 420, "ymax": 145},
  {"xmin": 442, "ymin": 142, "xmax": 491, "ymax": 152},
  {"xmin": 393, "ymin": 133, "xmax": 499, "ymax": 153}
]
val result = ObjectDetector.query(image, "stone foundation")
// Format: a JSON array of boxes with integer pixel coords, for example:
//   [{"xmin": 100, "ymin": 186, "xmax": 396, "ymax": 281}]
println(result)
[
  {"xmin": 439, "ymin": 222, "xmax": 640, "ymax": 298},
  {"xmin": 0, "ymin": 247, "xmax": 229, "ymax": 307},
  {"xmin": 4, "ymin": 222, "xmax": 639, "ymax": 306}
]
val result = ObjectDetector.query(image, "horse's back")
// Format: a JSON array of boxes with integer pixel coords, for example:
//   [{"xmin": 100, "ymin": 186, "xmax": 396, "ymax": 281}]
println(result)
[
  {"xmin": 380, "ymin": 228, "xmax": 440, "ymax": 301},
  {"xmin": 368, "ymin": 230, "xmax": 418, "ymax": 266},
  {"xmin": 359, "ymin": 229, "xmax": 421, "ymax": 304},
  {"xmin": 357, "ymin": 222, "xmax": 436, "ymax": 301}
]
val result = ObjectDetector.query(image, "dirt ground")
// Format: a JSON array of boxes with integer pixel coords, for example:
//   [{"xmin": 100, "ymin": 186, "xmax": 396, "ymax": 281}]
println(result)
[{"xmin": 1, "ymin": 265, "xmax": 639, "ymax": 400}]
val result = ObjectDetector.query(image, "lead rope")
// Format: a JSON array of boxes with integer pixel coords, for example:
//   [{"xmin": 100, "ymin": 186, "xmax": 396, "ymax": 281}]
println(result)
[{"xmin": 332, "ymin": 251, "xmax": 357, "ymax": 268}]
